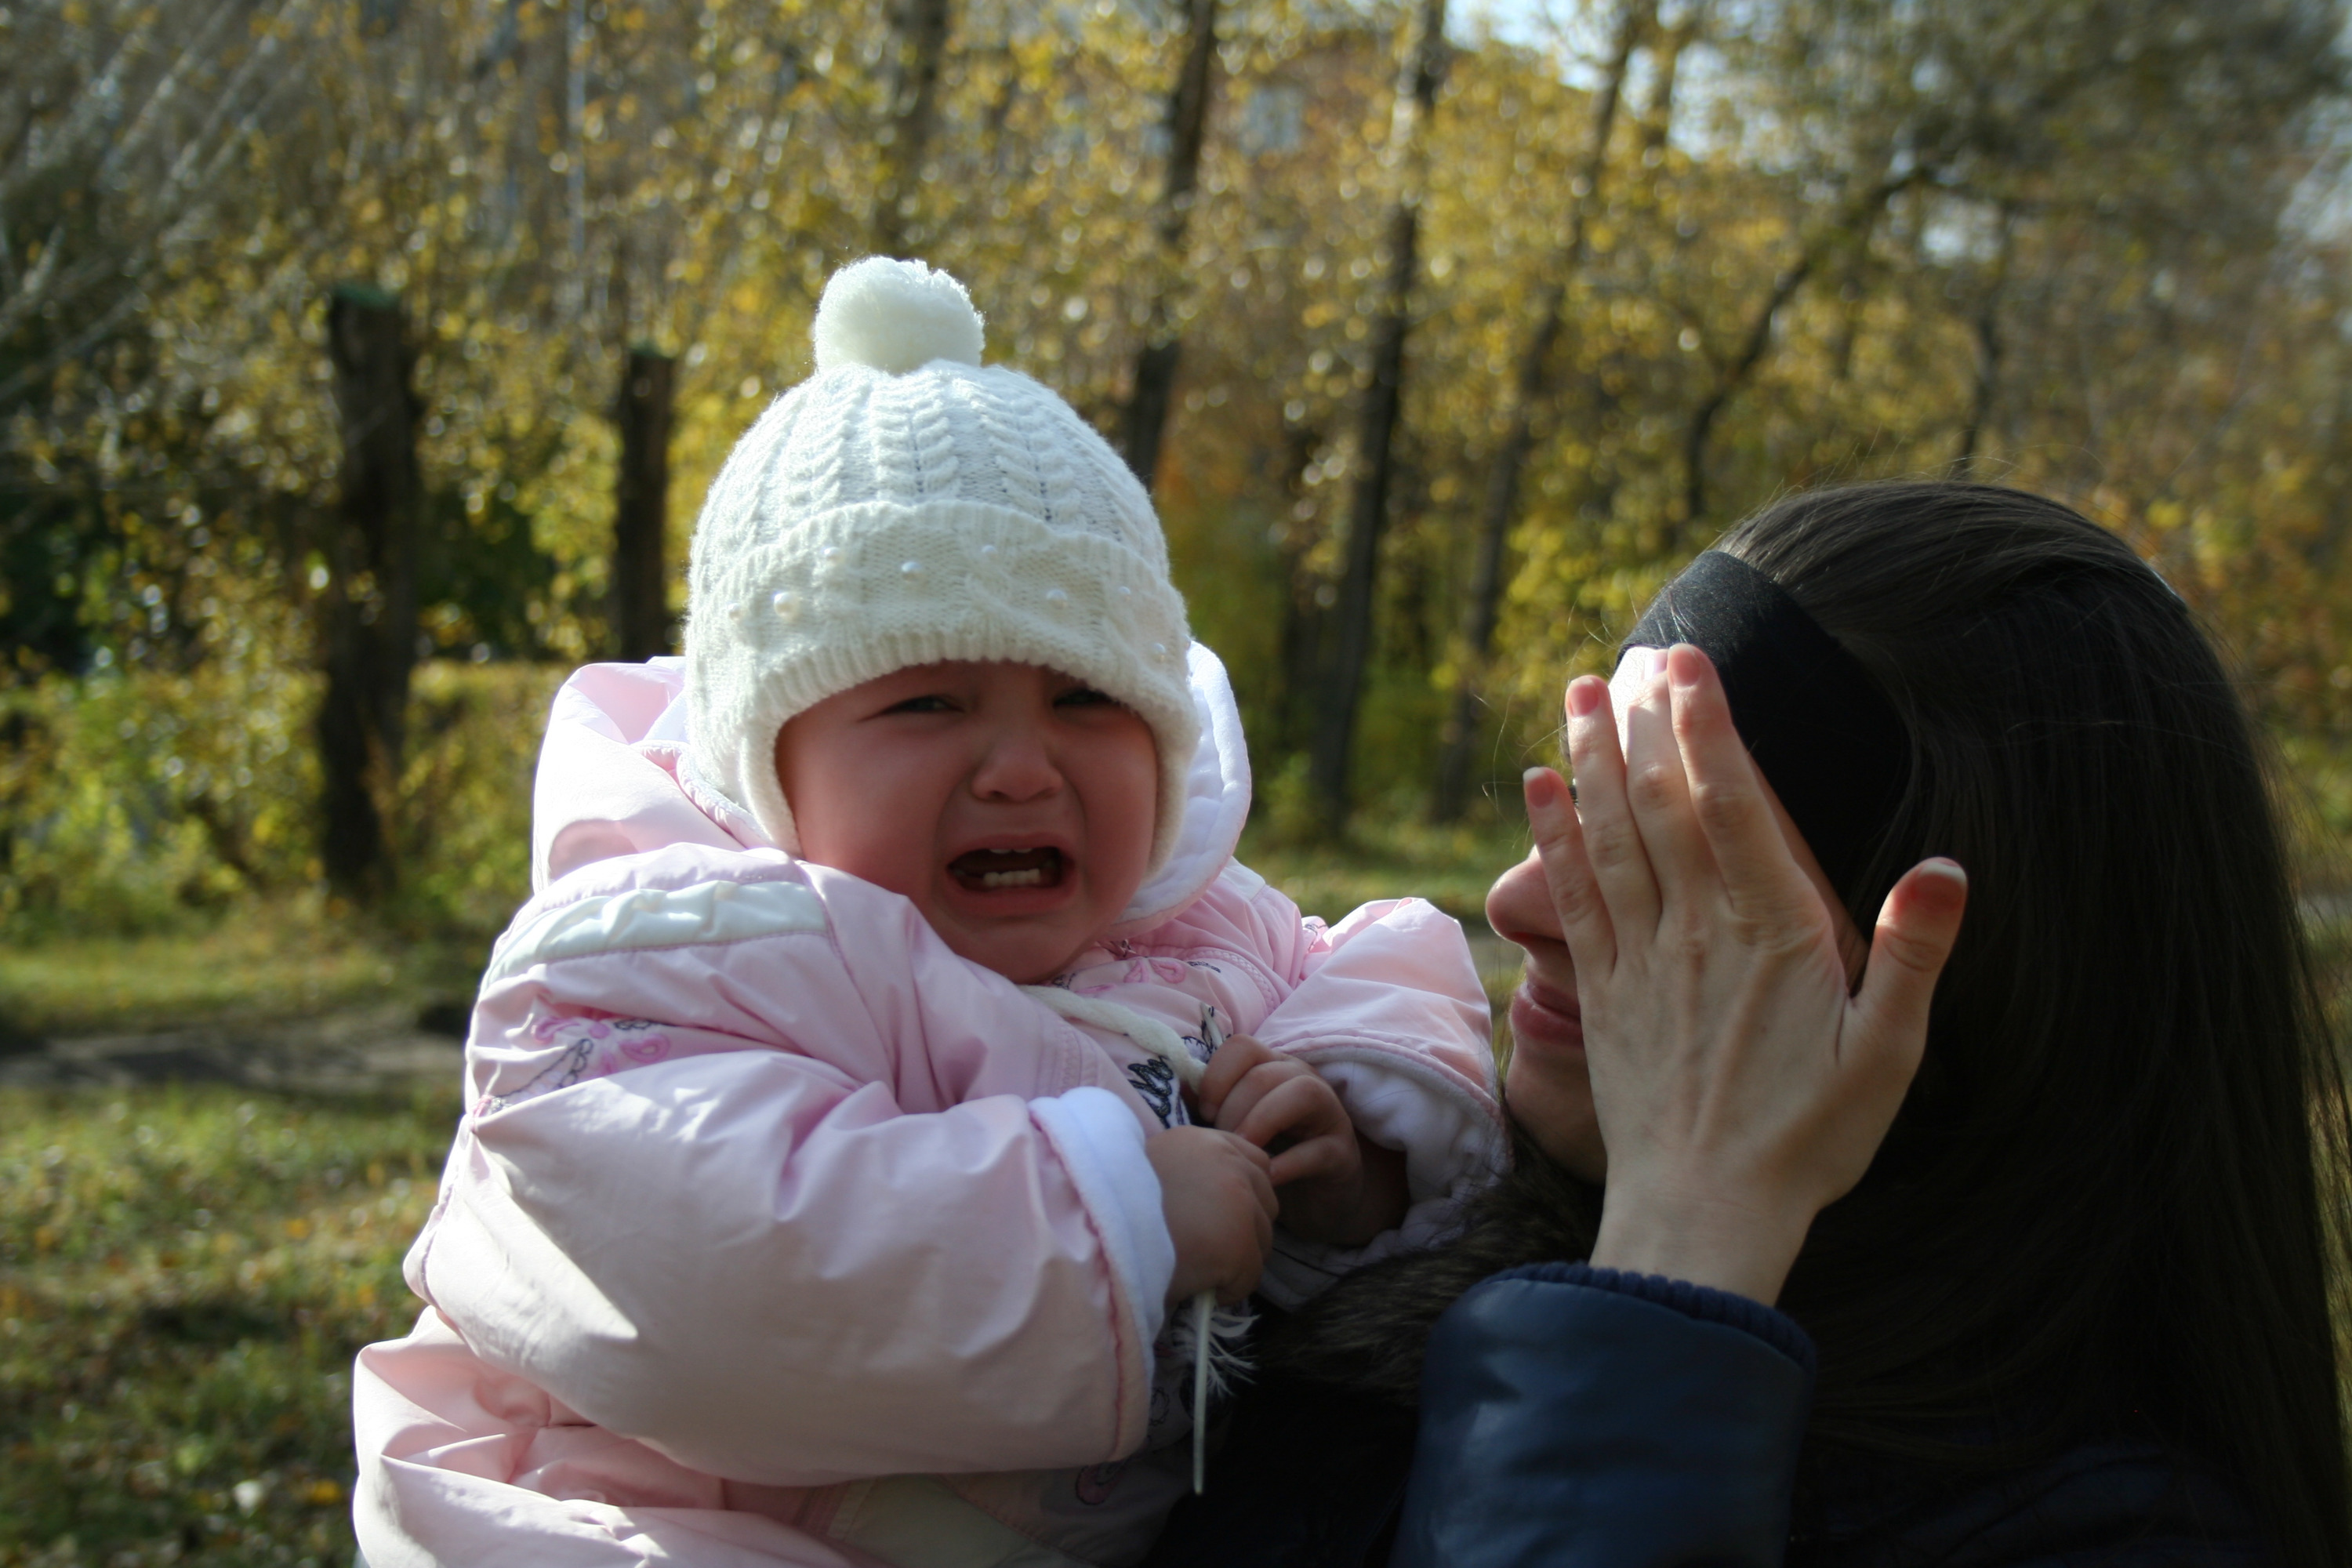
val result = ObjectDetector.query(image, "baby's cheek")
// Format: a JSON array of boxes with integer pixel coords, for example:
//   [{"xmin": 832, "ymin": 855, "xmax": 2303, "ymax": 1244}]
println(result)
[
  {"xmin": 809, "ymin": 834, "xmax": 919, "ymax": 895},
  {"xmin": 782, "ymin": 774, "xmax": 934, "ymax": 899},
  {"xmin": 1090, "ymin": 734, "xmax": 1161, "ymax": 889}
]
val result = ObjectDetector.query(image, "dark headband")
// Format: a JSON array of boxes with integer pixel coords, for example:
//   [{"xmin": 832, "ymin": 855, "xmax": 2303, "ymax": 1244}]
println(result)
[{"xmin": 1618, "ymin": 550, "xmax": 1911, "ymax": 902}]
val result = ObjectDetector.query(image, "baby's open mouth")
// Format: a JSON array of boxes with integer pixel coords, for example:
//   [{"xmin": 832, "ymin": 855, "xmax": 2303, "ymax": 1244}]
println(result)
[{"xmin": 948, "ymin": 846, "xmax": 1068, "ymax": 891}]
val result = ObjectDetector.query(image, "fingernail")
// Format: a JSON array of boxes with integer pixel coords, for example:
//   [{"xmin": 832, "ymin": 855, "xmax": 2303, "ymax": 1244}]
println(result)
[
  {"xmin": 1668, "ymin": 644, "xmax": 1704, "ymax": 688},
  {"xmin": 1911, "ymin": 858, "xmax": 1968, "ymax": 911},
  {"xmin": 1523, "ymin": 766, "xmax": 1560, "ymax": 808},
  {"xmin": 1566, "ymin": 677, "xmax": 1602, "ymax": 717}
]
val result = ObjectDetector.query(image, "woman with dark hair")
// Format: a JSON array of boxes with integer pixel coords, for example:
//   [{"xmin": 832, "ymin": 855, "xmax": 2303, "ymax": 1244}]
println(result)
[{"xmin": 1149, "ymin": 481, "xmax": 2352, "ymax": 1566}]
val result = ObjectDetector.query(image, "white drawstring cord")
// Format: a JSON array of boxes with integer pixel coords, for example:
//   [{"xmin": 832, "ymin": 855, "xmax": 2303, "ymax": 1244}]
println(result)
[
  {"xmin": 1189, "ymin": 1291, "xmax": 1214, "ymax": 1493},
  {"xmin": 1023, "ymin": 985, "xmax": 1240, "ymax": 1494}
]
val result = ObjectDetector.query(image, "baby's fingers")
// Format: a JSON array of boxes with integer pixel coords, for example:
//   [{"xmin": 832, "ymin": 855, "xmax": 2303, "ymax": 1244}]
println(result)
[
  {"xmin": 1228, "ymin": 1072, "xmax": 1347, "ymax": 1156},
  {"xmin": 1267, "ymin": 1128, "xmax": 1357, "ymax": 1189},
  {"xmin": 1240, "ymin": 1142, "xmax": 1279, "ymax": 1264},
  {"xmin": 1209, "ymin": 1054, "xmax": 1302, "ymax": 1140},
  {"xmin": 1210, "ymin": 1134, "xmax": 1277, "ymax": 1298},
  {"xmin": 1196, "ymin": 1034, "xmax": 1276, "ymax": 1124},
  {"xmin": 1226, "ymin": 1133, "xmax": 1280, "ymax": 1226}
]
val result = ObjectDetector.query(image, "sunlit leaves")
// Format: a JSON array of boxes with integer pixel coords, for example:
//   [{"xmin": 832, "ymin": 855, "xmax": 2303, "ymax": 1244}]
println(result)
[{"xmin": 8, "ymin": 0, "xmax": 2352, "ymax": 919}]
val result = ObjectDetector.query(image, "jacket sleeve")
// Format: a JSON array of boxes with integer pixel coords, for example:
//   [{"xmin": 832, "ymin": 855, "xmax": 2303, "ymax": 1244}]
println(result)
[
  {"xmin": 407, "ymin": 851, "xmax": 1174, "ymax": 1490},
  {"xmin": 1392, "ymin": 1264, "xmax": 1814, "ymax": 1568},
  {"xmin": 1238, "ymin": 886, "xmax": 1508, "ymax": 1305}
]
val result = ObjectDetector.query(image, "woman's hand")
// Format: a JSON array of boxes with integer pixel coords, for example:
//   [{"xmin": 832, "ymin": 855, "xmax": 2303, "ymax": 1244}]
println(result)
[{"xmin": 1533, "ymin": 644, "xmax": 1967, "ymax": 1305}]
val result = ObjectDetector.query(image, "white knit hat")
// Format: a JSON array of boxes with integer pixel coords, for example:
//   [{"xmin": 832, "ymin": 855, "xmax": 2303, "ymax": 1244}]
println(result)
[{"xmin": 682, "ymin": 257, "xmax": 1200, "ymax": 873}]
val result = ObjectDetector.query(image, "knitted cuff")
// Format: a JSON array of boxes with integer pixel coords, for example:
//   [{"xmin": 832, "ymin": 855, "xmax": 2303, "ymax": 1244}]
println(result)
[{"xmin": 1491, "ymin": 1261, "xmax": 1819, "ymax": 1376}]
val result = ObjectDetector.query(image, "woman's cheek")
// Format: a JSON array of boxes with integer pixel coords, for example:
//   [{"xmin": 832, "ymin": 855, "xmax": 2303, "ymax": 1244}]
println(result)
[{"xmin": 1505, "ymin": 1047, "xmax": 1607, "ymax": 1184}]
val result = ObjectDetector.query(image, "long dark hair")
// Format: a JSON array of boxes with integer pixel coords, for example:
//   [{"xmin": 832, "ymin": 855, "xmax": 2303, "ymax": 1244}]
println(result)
[
  {"xmin": 1716, "ymin": 481, "xmax": 2350, "ymax": 1566},
  {"xmin": 1275, "ymin": 481, "xmax": 2350, "ymax": 1566}
]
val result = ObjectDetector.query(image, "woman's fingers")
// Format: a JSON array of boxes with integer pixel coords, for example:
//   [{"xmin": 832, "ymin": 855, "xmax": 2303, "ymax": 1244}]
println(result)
[
  {"xmin": 1561, "ymin": 673, "xmax": 1661, "ymax": 938},
  {"xmin": 1524, "ymin": 763, "xmax": 1614, "ymax": 975},
  {"xmin": 1619, "ymin": 650, "xmax": 1720, "ymax": 910},
  {"xmin": 1664, "ymin": 645, "xmax": 1819, "ymax": 930},
  {"xmin": 1847, "ymin": 858, "xmax": 1968, "ymax": 1087}
]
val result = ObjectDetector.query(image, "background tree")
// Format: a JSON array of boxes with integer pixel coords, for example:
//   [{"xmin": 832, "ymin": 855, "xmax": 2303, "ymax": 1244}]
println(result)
[
  {"xmin": 1118, "ymin": 0, "xmax": 1224, "ymax": 489},
  {"xmin": 1432, "ymin": 0, "xmax": 1653, "ymax": 822},
  {"xmin": 1308, "ymin": 0, "xmax": 1449, "ymax": 831},
  {"xmin": 875, "ymin": 0, "xmax": 957, "ymax": 256},
  {"xmin": 4, "ymin": 0, "xmax": 2349, "ymax": 944},
  {"xmin": 317, "ymin": 288, "xmax": 421, "ymax": 903},
  {"xmin": 609, "ymin": 347, "xmax": 675, "ymax": 660}
]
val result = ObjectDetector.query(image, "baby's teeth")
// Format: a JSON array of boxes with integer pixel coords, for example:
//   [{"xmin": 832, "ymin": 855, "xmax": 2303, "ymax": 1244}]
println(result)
[{"xmin": 980, "ymin": 868, "xmax": 1045, "ymax": 889}]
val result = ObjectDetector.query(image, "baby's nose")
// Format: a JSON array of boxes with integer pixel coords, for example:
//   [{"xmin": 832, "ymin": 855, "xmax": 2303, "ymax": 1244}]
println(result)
[{"xmin": 969, "ymin": 728, "xmax": 1065, "ymax": 799}]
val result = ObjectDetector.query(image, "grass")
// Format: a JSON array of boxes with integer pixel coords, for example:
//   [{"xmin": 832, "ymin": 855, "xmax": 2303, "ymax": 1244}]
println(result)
[
  {"xmin": 0, "ymin": 1084, "xmax": 458, "ymax": 1567},
  {"xmin": 1238, "ymin": 811, "xmax": 1529, "ymax": 929},
  {"xmin": 0, "ymin": 900, "xmax": 488, "ymax": 1042}
]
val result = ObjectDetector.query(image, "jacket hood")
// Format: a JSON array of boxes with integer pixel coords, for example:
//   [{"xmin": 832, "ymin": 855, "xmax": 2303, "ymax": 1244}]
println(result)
[{"xmin": 530, "ymin": 644, "xmax": 1252, "ymax": 934}]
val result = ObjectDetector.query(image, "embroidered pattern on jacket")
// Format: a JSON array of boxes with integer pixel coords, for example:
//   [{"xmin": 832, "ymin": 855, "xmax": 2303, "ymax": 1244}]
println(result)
[
  {"xmin": 1183, "ymin": 1004, "xmax": 1226, "ymax": 1068},
  {"xmin": 1125, "ymin": 1058, "xmax": 1184, "ymax": 1127},
  {"xmin": 481, "ymin": 1013, "xmax": 673, "ymax": 1112}
]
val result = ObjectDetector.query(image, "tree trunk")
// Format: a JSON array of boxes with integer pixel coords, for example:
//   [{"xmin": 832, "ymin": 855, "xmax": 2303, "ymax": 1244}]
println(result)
[
  {"xmin": 610, "ymin": 345, "xmax": 677, "ymax": 660},
  {"xmin": 1117, "ymin": 0, "xmax": 1221, "ymax": 489},
  {"xmin": 1682, "ymin": 253, "xmax": 1813, "ymax": 532},
  {"xmin": 1957, "ymin": 204, "xmax": 2016, "ymax": 472},
  {"xmin": 1272, "ymin": 422, "xmax": 1326, "ymax": 756},
  {"xmin": 563, "ymin": 0, "xmax": 588, "ymax": 317},
  {"xmin": 873, "ymin": 0, "xmax": 954, "ymax": 256},
  {"xmin": 1307, "ymin": 0, "xmax": 1448, "ymax": 834},
  {"xmin": 1639, "ymin": 7, "xmax": 1699, "ymax": 155},
  {"xmin": 318, "ymin": 285, "xmax": 421, "ymax": 904},
  {"xmin": 2303, "ymin": 361, "xmax": 2352, "ymax": 573},
  {"xmin": 1432, "ymin": 0, "xmax": 1648, "ymax": 822}
]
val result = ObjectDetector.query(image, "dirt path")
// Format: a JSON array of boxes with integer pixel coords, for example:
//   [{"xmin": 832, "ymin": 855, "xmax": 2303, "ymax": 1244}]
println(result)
[{"xmin": 0, "ymin": 1003, "xmax": 464, "ymax": 1094}]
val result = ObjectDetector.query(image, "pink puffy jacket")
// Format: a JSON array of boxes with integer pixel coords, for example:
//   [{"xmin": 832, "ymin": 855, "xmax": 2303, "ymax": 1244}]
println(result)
[{"xmin": 351, "ymin": 649, "xmax": 1504, "ymax": 1568}]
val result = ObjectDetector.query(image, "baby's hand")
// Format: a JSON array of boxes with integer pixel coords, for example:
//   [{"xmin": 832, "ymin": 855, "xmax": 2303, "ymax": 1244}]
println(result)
[
  {"xmin": 1196, "ymin": 1035, "xmax": 1409, "ymax": 1248},
  {"xmin": 1146, "ymin": 1126, "xmax": 1276, "ymax": 1308}
]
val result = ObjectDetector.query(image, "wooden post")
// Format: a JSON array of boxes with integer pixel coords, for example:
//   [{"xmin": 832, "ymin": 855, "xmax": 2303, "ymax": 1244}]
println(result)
[
  {"xmin": 318, "ymin": 285, "xmax": 421, "ymax": 903},
  {"xmin": 611, "ymin": 346, "xmax": 677, "ymax": 660}
]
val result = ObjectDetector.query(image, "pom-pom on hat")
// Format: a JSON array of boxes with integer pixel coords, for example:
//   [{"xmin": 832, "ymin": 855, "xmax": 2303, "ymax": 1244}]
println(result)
[
  {"xmin": 682, "ymin": 256, "xmax": 1200, "ymax": 873},
  {"xmin": 812, "ymin": 259, "xmax": 985, "ymax": 373}
]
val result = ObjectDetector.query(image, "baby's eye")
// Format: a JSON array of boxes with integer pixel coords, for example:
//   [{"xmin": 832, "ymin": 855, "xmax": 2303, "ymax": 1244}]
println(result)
[
  {"xmin": 1054, "ymin": 685, "xmax": 1116, "ymax": 709},
  {"xmin": 882, "ymin": 694, "xmax": 956, "ymax": 716}
]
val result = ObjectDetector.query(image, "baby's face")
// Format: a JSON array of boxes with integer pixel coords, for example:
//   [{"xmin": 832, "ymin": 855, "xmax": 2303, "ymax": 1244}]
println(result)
[{"xmin": 775, "ymin": 661, "xmax": 1159, "ymax": 985}]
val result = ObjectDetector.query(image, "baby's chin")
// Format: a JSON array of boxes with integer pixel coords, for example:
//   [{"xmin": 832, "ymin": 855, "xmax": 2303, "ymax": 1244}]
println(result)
[{"xmin": 931, "ymin": 910, "xmax": 1114, "ymax": 986}]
